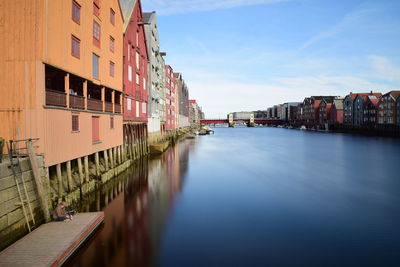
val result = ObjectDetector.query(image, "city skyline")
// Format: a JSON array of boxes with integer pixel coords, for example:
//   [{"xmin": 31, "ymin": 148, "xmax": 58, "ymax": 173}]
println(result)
[{"xmin": 142, "ymin": 0, "xmax": 400, "ymax": 117}]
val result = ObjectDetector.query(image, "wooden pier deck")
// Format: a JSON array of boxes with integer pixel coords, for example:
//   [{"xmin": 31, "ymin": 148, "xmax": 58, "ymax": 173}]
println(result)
[{"xmin": 0, "ymin": 212, "xmax": 104, "ymax": 267}]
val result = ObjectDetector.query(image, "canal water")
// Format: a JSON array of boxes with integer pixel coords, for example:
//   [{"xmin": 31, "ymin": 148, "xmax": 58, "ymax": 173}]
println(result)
[{"xmin": 68, "ymin": 128, "xmax": 400, "ymax": 266}]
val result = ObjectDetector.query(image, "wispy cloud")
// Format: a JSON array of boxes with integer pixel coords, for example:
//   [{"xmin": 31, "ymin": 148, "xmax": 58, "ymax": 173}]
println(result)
[
  {"xmin": 368, "ymin": 55, "xmax": 400, "ymax": 83},
  {"xmin": 299, "ymin": 4, "xmax": 377, "ymax": 50},
  {"xmin": 142, "ymin": 0, "xmax": 287, "ymax": 15}
]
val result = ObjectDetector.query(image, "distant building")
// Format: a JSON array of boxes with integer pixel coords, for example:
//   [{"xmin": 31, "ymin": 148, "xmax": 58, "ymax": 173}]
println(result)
[
  {"xmin": 143, "ymin": 11, "xmax": 166, "ymax": 133},
  {"xmin": 377, "ymin": 91, "xmax": 400, "ymax": 125},
  {"xmin": 253, "ymin": 110, "xmax": 269, "ymax": 119},
  {"xmin": 318, "ymin": 100, "xmax": 332, "ymax": 125},
  {"xmin": 282, "ymin": 103, "xmax": 301, "ymax": 122},
  {"xmin": 362, "ymin": 95, "xmax": 379, "ymax": 126},
  {"xmin": 344, "ymin": 92, "xmax": 381, "ymax": 125},
  {"xmin": 303, "ymin": 96, "xmax": 338, "ymax": 127},
  {"xmin": 330, "ymin": 99, "xmax": 344, "ymax": 124},
  {"xmin": 165, "ymin": 65, "xmax": 176, "ymax": 131},
  {"xmin": 232, "ymin": 112, "xmax": 252, "ymax": 120},
  {"xmin": 189, "ymin": 100, "xmax": 202, "ymax": 125},
  {"xmin": 175, "ymin": 73, "xmax": 190, "ymax": 128}
]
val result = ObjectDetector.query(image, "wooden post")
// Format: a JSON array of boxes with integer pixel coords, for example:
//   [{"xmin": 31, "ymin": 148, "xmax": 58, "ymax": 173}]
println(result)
[
  {"xmin": 66, "ymin": 160, "xmax": 73, "ymax": 191},
  {"xmin": 65, "ymin": 73, "xmax": 70, "ymax": 108},
  {"xmin": 101, "ymin": 87, "xmax": 105, "ymax": 112},
  {"xmin": 84, "ymin": 156, "xmax": 89, "ymax": 183},
  {"xmin": 109, "ymin": 149, "xmax": 114, "ymax": 169},
  {"xmin": 83, "ymin": 80, "xmax": 88, "ymax": 110},
  {"xmin": 111, "ymin": 90, "xmax": 115, "ymax": 113},
  {"xmin": 77, "ymin": 157, "xmax": 84, "ymax": 185},
  {"xmin": 118, "ymin": 145, "xmax": 122, "ymax": 164},
  {"xmin": 103, "ymin": 150, "xmax": 109, "ymax": 170},
  {"xmin": 27, "ymin": 142, "xmax": 51, "ymax": 222},
  {"xmin": 95, "ymin": 152, "xmax": 100, "ymax": 176},
  {"xmin": 113, "ymin": 147, "xmax": 117, "ymax": 166},
  {"xmin": 56, "ymin": 163, "xmax": 63, "ymax": 197}
]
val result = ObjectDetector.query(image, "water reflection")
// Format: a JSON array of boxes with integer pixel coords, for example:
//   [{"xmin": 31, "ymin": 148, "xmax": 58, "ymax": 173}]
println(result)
[{"xmin": 68, "ymin": 139, "xmax": 192, "ymax": 267}]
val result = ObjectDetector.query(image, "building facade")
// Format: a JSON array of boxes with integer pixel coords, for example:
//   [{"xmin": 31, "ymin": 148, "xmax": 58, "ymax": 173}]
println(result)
[
  {"xmin": 165, "ymin": 65, "xmax": 176, "ymax": 130},
  {"xmin": 330, "ymin": 99, "xmax": 344, "ymax": 124},
  {"xmin": 176, "ymin": 73, "xmax": 190, "ymax": 128},
  {"xmin": 143, "ymin": 12, "xmax": 166, "ymax": 133},
  {"xmin": 0, "ymin": 0, "xmax": 124, "ymax": 166},
  {"xmin": 377, "ymin": 91, "xmax": 400, "ymax": 125},
  {"xmin": 122, "ymin": 0, "xmax": 149, "ymax": 126}
]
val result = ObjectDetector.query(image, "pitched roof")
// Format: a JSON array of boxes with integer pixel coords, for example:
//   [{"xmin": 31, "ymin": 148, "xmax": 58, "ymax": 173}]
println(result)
[
  {"xmin": 120, "ymin": 0, "xmax": 137, "ymax": 31},
  {"xmin": 333, "ymin": 99, "xmax": 344, "ymax": 109},
  {"xmin": 143, "ymin": 12, "xmax": 155, "ymax": 24},
  {"xmin": 347, "ymin": 92, "xmax": 382, "ymax": 100},
  {"xmin": 389, "ymin": 90, "xmax": 400, "ymax": 99}
]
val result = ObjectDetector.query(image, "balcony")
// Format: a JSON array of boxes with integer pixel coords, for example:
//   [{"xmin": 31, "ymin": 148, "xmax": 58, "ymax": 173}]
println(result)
[
  {"xmin": 69, "ymin": 95, "xmax": 85, "ymax": 109},
  {"xmin": 46, "ymin": 89, "xmax": 67, "ymax": 107},
  {"xmin": 105, "ymin": 102, "xmax": 113, "ymax": 113},
  {"xmin": 114, "ymin": 103, "xmax": 121, "ymax": 113},
  {"xmin": 87, "ymin": 98, "xmax": 103, "ymax": 112}
]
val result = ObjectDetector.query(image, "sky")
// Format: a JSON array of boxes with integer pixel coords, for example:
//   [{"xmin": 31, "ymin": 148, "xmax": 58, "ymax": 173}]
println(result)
[{"xmin": 141, "ymin": 0, "xmax": 400, "ymax": 118}]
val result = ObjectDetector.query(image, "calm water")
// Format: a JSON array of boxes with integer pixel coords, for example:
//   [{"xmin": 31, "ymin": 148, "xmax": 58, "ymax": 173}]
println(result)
[{"xmin": 69, "ymin": 128, "xmax": 400, "ymax": 266}]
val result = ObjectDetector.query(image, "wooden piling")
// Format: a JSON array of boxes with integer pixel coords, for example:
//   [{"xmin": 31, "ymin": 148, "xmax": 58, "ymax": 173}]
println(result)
[
  {"xmin": 77, "ymin": 157, "xmax": 84, "ymax": 185},
  {"xmin": 84, "ymin": 156, "xmax": 89, "ymax": 183},
  {"xmin": 109, "ymin": 149, "xmax": 114, "ymax": 169},
  {"xmin": 95, "ymin": 152, "xmax": 100, "ymax": 176},
  {"xmin": 103, "ymin": 150, "xmax": 109, "ymax": 170},
  {"xmin": 56, "ymin": 163, "xmax": 63, "ymax": 197},
  {"xmin": 66, "ymin": 161, "xmax": 73, "ymax": 191}
]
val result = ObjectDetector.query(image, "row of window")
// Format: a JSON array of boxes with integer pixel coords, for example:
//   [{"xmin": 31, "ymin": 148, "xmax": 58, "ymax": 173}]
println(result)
[
  {"xmin": 72, "ymin": 114, "xmax": 114, "ymax": 143},
  {"xmin": 126, "ymin": 99, "xmax": 147, "ymax": 116},
  {"xmin": 72, "ymin": 0, "xmax": 115, "ymax": 25}
]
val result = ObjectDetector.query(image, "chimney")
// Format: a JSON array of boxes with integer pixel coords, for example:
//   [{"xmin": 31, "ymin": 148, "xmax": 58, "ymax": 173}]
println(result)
[{"xmin": 370, "ymin": 91, "xmax": 373, "ymax": 94}]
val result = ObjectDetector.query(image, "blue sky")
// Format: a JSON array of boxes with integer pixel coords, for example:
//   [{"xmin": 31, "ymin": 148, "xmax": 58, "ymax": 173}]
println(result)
[{"xmin": 141, "ymin": 0, "xmax": 400, "ymax": 117}]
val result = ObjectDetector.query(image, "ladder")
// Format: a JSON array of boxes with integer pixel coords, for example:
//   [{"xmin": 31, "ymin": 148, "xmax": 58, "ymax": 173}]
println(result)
[{"xmin": 7, "ymin": 140, "xmax": 36, "ymax": 232}]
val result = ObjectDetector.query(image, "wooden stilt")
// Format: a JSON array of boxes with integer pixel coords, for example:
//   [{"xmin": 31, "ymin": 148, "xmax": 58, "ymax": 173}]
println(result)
[
  {"xmin": 103, "ymin": 150, "xmax": 109, "ymax": 170},
  {"xmin": 95, "ymin": 152, "xmax": 100, "ymax": 176},
  {"xmin": 56, "ymin": 163, "xmax": 63, "ymax": 197},
  {"xmin": 77, "ymin": 157, "xmax": 84, "ymax": 185},
  {"xmin": 66, "ymin": 161, "xmax": 73, "ymax": 192},
  {"xmin": 84, "ymin": 156, "xmax": 89, "ymax": 183},
  {"xmin": 109, "ymin": 149, "xmax": 114, "ymax": 169}
]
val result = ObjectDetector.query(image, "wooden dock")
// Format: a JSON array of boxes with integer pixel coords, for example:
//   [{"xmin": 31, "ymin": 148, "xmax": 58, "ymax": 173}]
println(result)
[{"xmin": 0, "ymin": 212, "xmax": 104, "ymax": 267}]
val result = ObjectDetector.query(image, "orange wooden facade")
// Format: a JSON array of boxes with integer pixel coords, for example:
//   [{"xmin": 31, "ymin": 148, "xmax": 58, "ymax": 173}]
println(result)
[{"xmin": 0, "ymin": 0, "xmax": 125, "ymax": 166}]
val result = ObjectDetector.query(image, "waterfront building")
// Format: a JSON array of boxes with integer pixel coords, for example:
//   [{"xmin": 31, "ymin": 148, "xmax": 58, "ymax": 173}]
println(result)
[
  {"xmin": 254, "ymin": 110, "xmax": 269, "ymax": 119},
  {"xmin": 377, "ymin": 91, "xmax": 400, "ymax": 125},
  {"xmin": 318, "ymin": 100, "xmax": 332, "ymax": 126},
  {"xmin": 295, "ymin": 103, "xmax": 305, "ymax": 125},
  {"xmin": 0, "ymin": 0, "xmax": 124, "ymax": 166},
  {"xmin": 362, "ymin": 95, "xmax": 379, "ymax": 126},
  {"xmin": 267, "ymin": 108, "xmax": 273, "ymax": 119},
  {"xmin": 189, "ymin": 100, "xmax": 202, "ymax": 126},
  {"xmin": 143, "ymin": 12, "xmax": 166, "ymax": 133},
  {"xmin": 176, "ymin": 73, "xmax": 190, "ymax": 128},
  {"xmin": 344, "ymin": 92, "xmax": 381, "ymax": 125},
  {"xmin": 233, "ymin": 112, "xmax": 252, "ymax": 120},
  {"xmin": 165, "ymin": 65, "xmax": 177, "ymax": 131},
  {"xmin": 282, "ymin": 103, "xmax": 301, "ymax": 122},
  {"xmin": 330, "ymin": 99, "xmax": 344, "ymax": 124},
  {"xmin": 122, "ymin": 0, "xmax": 149, "ymax": 132},
  {"xmin": 273, "ymin": 105, "xmax": 278, "ymax": 119},
  {"xmin": 303, "ymin": 96, "xmax": 339, "ymax": 127}
]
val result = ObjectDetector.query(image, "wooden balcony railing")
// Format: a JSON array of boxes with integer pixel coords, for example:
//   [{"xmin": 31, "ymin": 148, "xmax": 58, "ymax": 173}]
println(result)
[
  {"xmin": 46, "ymin": 89, "xmax": 67, "ymax": 107},
  {"xmin": 114, "ymin": 103, "xmax": 121, "ymax": 113},
  {"xmin": 69, "ymin": 95, "xmax": 85, "ymax": 109},
  {"xmin": 87, "ymin": 98, "xmax": 103, "ymax": 112},
  {"xmin": 105, "ymin": 102, "xmax": 113, "ymax": 113}
]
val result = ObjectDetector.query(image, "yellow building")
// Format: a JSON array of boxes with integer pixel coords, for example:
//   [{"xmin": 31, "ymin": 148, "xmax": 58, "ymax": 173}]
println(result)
[{"xmin": 0, "ymin": 0, "xmax": 124, "ymax": 167}]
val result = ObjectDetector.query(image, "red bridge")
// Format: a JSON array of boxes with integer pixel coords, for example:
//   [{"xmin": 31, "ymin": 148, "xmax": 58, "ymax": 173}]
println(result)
[{"xmin": 200, "ymin": 119, "xmax": 283, "ymax": 124}]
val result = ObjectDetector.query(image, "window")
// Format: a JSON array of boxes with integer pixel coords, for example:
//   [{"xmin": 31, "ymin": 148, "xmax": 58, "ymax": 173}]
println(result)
[
  {"xmin": 110, "ymin": 117, "xmax": 114, "ymax": 129},
  {"xmin": 128, "ymin": 66, "xmax": 132, "ymax": 82},
  {"xmin": 127, "ymin": 98, "xmax": 132, "ymax": 110},
  {"xmin": 136, "ymin": 73, "xmax": 140, "ymax": 85},
  {"xmin": 143, "ymin": 78, "xmax": 146, "ymax": 90},
  {"xmin": 136, "ymin": 51, "xmax": 140, "ymax": 69},
  {"xmin": 93, "ymin": 21, "xmax": 101, "ymax": 47},
  {"xmin": 92, "ymin": 53, "xmax": 99, "ymax": 79},
  {"xmin": 109, "ymin": 61, "xmax": 115, "ymax": 77},
  {"xmin": 142, "ymin": 102, "xmax": 146, "ymax": 114},
  {"xmin": 136, "ymin": 31, "xmax": 139, "ymax": 47},
  {"xmin": 71, "ymin": 35, "xmax": 80, "ymax": 58},
  {"xmin": 136, "ymin": 101, "xmax": 139, "ymax": 117},
  {"xmin": 110, "ymin": 36, "xmax": 114, "ymax": 52},
  {"xmin": 110, "ymin": 8, "xmax": 115, "ymax": 25},
  {"xmin": 127, "ymin": 43, "xmax": 131, "ymax": 60},
  {"xmin": 72, "ymin": 114, "xmax": 79, "ymax": 132},
  {"xmin": 93, "ymin": 0, "xmax": 100, "ymax": 16},
  {"xmin": 72, "ymin": 1, "xmax": 80, "ymax": 24},
  {"xmin": 92, "ymin": 116, "xmax": 100, "ymax": 143}
]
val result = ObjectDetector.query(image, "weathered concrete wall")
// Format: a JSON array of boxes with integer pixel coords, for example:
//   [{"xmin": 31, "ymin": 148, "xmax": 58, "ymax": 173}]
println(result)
[{"xmin": 0, "ymin": 156, "xmax": 46, "ymax": 250}]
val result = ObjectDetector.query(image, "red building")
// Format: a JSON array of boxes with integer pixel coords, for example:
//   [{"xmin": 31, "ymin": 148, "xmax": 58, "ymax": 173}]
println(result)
[
  {"xmin": 330, "ymin": 99, "xmax": 344, "ymax": 124},
  {"xmin": 165, "ymin": 65, "xmax": 176, "ymax": 130},
  {"xmin": 123, "ymin": 0, "xmax": 148, "ymax": 125}
]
